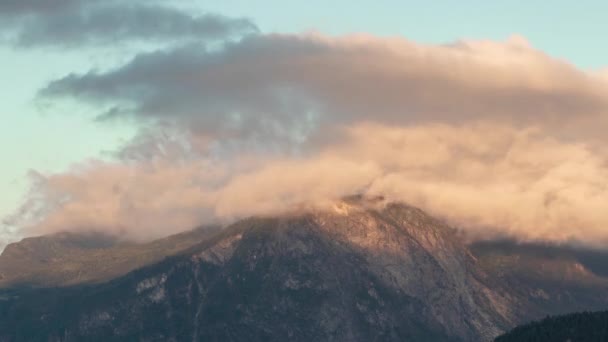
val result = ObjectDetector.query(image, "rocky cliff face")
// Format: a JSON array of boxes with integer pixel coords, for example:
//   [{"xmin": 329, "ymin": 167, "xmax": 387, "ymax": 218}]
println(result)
[
  {"xmin": 0, "ymin": 201, "xmax": 518, "ymax": 341},
  {"xmin": 310, "ymin": 202, "xmax": 516, "ymax": 340}
]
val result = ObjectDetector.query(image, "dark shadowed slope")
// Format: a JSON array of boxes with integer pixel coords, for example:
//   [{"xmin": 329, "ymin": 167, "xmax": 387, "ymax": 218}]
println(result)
[
  {"xmin": 471, "ymin": 240, "xmax": 608, "ymax": 315},
  {"xmin": 495, "ymin": 310, "xmax": 608, "ymax": 342}
]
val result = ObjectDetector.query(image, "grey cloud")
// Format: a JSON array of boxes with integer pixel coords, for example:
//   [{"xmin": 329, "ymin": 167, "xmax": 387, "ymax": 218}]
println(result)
[
  {"xmin": 0, "ymin": 0, "xmax": 83, "ymax": 14},
  {"xmin": 1, "ymin": 1, "xmax": 258, "ymax": 47},
  {"xmin": 40, "ymin": 34, "xmax": 608, "ymax": 146}
]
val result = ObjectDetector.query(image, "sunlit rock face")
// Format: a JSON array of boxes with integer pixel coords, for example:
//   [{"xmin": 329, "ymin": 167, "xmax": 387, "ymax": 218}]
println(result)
[
  {"xmin": 0, "ymin": 200, "xmax": 520, "ymax": 341},
  {"xmin": 312, "ymin": 201, "xmax": 517, "ymax": 340}
]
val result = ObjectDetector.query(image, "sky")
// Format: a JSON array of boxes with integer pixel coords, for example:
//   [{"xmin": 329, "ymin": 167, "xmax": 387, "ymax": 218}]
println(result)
[
  {"xmin": 1, "ymin": 1, "xmax": 608, "ymax": 249},
  {"xmin": 205, "ymin": 0, "xmax": 608, "ymax": 69}
]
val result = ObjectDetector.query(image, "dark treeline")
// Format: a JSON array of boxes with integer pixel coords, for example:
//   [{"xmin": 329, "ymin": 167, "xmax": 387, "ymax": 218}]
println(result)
[{"xmin": 496, "ymin": 310, "xmax": 608, "ymax": 342}]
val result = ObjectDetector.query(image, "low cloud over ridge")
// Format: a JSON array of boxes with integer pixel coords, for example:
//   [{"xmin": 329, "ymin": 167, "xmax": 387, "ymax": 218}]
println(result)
[{"xmin": 7, "ymin": 33, "xmax": 608, "ymax": 247}]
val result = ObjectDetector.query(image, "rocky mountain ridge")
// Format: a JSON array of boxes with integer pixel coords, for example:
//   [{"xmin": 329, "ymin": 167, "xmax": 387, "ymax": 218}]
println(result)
[
  {"xmin": 1, "ymin": 200, "xmax": 607, "ymax": 341},
  {"xmin": 0, "ymin": 226, "xmax": 220, "ymax": 288}
]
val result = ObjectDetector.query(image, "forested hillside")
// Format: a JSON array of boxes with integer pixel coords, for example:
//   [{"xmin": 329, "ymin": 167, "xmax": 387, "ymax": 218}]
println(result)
[{"xmin": 495, "ymin": 311, "xmax": 608, "ymax": 342}]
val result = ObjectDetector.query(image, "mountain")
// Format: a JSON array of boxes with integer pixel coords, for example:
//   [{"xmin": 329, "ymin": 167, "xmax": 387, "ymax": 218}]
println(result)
[
  {"xmin": 2, "ymin": 199, "xmax": 608, "ymax": 341},
  {"xmin": 0, "ymin": 200, "xmax": 517, "ymax": 341},
  {"xmin": 495, "ymin": 310, "xmax": 608, "ymax": 341},
  {"xmin": 0, "ymin": 226, "xmax": 220, "ymax": 288},
  {"xmin": 470, "ymin": 240, "xmax": 608, "ymax": 315}
]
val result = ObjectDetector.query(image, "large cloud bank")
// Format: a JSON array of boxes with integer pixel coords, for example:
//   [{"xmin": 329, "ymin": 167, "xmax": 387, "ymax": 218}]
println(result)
[{"xmin": 5, "ymin": 27, "xmax": 608, "ymax": 246}]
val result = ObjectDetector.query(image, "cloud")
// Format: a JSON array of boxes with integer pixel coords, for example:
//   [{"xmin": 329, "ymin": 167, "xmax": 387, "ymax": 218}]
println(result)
[
  {"xmin": 0, "ymin": 1, "xmax": 257, "ymax": 47},
  {"xmin": 0, "ymin": 0, "xmax": 83, "ymax": 14},
  {"xmin": 7, "ymin": 33, "xmax": 608, "ymax": 248},
  {"xmin": 41, "ymin": 33, "xmax": 608, "ymax": 144},
  {"xmin": 351, "ymin": 123, "xmax": 608, "ymax": 246},
  {"xmin": 8, "ymin": 122, "xmax": 608, "ymax": 248}
]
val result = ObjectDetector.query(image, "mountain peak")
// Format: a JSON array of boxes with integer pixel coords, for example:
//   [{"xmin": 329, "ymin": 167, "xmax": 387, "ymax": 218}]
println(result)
[
  {"xmin": 0, "ymin": 202, "xmax": 514, "ymax": 341},
  {"xmin": 3, "ymin": 202, "xmax": 608, "ymax": 341}
]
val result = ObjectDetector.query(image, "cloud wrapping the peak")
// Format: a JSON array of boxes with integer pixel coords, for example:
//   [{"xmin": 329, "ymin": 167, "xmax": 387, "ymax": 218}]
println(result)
[
  {"xmin": 9, "ymin": 122, "xmax": 608, "ymax": 248},
  {"xmin": 7, "ymin": 32, "xmax": 608, "ymax": 248}
]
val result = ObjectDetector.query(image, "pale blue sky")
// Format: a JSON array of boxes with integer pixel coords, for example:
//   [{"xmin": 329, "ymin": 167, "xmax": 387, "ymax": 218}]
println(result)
[
  {"xmin": 203, "ymin": 0, "xmax": 608, "ymax": 68},
  {"xmin": 1, "ymin": 0, "xmax": 607, "ymax": 226}
]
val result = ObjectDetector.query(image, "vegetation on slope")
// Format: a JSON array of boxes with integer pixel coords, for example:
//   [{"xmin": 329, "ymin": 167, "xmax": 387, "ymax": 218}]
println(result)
[{"xmin": 495, "ymin": 311, "xmax": 608, "ymax": 342}]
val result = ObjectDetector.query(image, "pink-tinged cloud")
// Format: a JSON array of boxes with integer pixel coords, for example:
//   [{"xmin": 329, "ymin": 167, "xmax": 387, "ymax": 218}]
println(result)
[{"xmin": 7, "ymin": 33, "xmax": 608, "ymax": 247}]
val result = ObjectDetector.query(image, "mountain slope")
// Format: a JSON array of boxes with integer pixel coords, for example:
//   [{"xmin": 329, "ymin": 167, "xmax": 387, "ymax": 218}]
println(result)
[
  {"xmin": 0, "ymin": 202, "xmax": 516, "ymax": 341},
  {"xmin": 0, "ymin": 226, "xmax": 220, "ymax": 288},
  {"xmin": 471, "ymin": 240, "xmax": 608, "ymax": 315}
]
